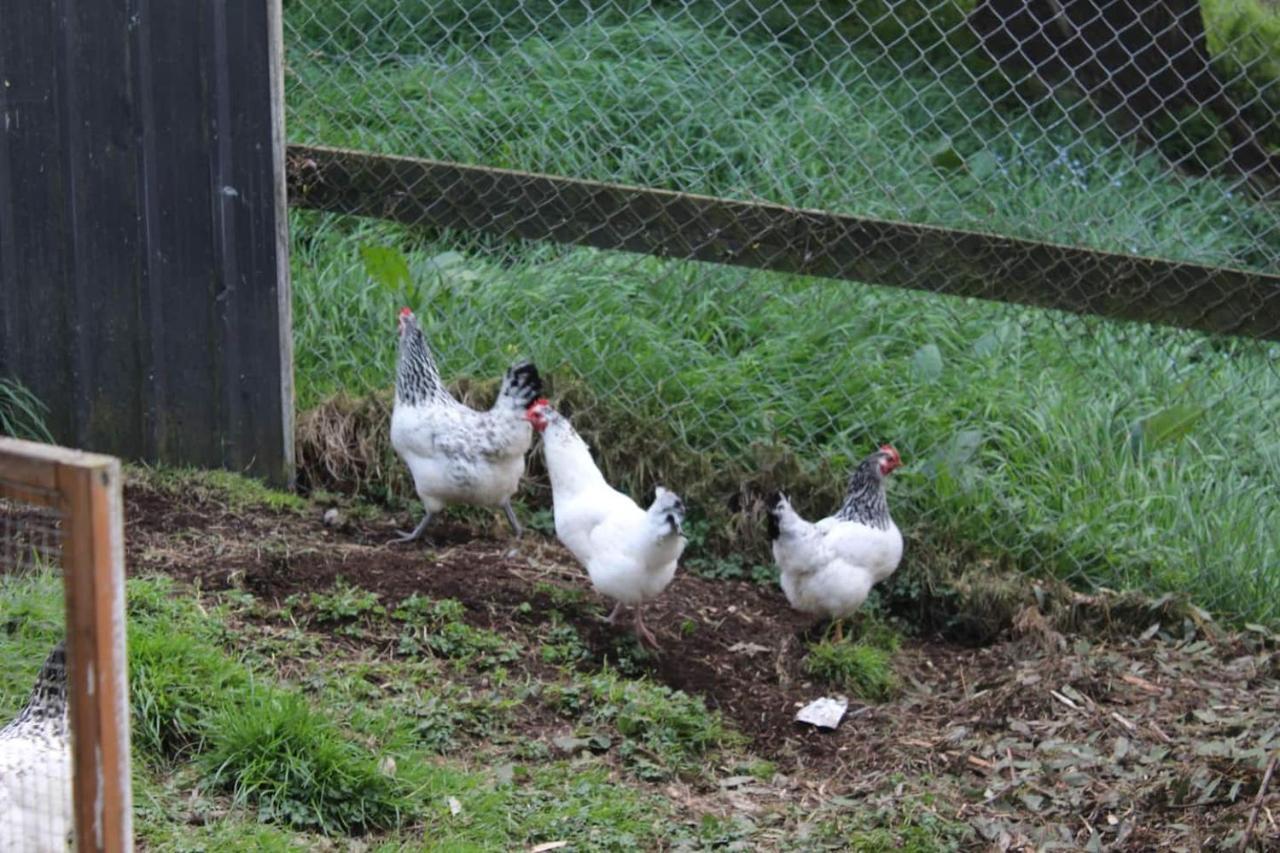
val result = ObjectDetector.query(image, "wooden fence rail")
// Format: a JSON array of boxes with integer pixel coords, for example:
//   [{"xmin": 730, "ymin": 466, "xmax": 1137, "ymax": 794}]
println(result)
[{"xmin": 287, "ymin": 143, "xmax": 1280, "ymax": 342}]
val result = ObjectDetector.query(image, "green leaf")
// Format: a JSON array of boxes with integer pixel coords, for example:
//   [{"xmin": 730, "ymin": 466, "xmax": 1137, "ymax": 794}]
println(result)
[
  {"xmin": 1143, "ymin": 403, "xmax": 1206, "ymax": 447},
  {"xmin": 1129, "ymin": 402, "xmax": 1207, "ymax": 458},
  {"xmin": 929, "ymin": 139, "xmax": 965, "ymax": 171},
  {"xmin": 359, "ymin": 245, "xmax": 412, "ymax": 295},
  {"xmin": 972, "ymin": 333, "xmax": 999, "ymax": 358},
  {"xmin": 912, "ymin": 343, "xmax": 944, "ymax": 382},
  {"xmin": 968, "ymin": 149, "xmax": 1001, "ymax": 180},
  {"xmin": 948, "ymin": 430, "xmax": 983, "ymax": 465}
]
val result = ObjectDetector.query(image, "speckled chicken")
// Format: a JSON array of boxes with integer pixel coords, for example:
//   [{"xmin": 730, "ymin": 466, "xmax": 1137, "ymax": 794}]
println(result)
[
  {"xmin": 0, "ymin": 641, "xmax": 71, "ymax": 852},
  {"xmin": 390, "ymin": 307, "xmax": 543, "ymax": 544},
  {"xmin": 525, "ymin": 399, "xmax": 686, "ymax": 649},
  {"xmin": 767, "ymin": 445, "xmax": 904, "ymax": 640}
]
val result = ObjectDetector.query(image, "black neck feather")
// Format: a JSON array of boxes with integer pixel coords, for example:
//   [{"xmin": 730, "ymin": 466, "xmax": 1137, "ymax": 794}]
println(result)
[
  {"xmin": 396, "ymin": 323, "xmax": 443, "ymax": 405},
  {"xmin": 835, "ymin": 459, "xmax": 891, "ymax": 530}
]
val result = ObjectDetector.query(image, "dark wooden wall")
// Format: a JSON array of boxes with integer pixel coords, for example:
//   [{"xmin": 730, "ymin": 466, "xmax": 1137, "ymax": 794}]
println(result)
[{"xmin": 0, "ymin": 0, "xmax": 293, "ymax": 485}]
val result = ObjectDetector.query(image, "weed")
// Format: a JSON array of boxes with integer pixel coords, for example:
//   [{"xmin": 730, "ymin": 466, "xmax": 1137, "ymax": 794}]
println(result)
[
  {"xmin": 393, "ymin": 594, "xmax": 521, "ymax": 669},
  {"xmin": 289, "ymin": 573, "xmax": 384, "ymax": 635},
  {"xmin": 546, "ymin": 669, "xmax": 742, "ymax": 779},
  {"xmin": 804, "ymin": 641, "xmax": 900, "ymax": 702},
  {"xmin": 540, "ymin": 622, "xmax": 590, "ymax": 666},
  {"xmin": 401, "ymin": 687, "xmax": 516, "ymax": 754},
  {"xmin": 201, "ymin": 690, "xmax": 414, "ymax": 834}
]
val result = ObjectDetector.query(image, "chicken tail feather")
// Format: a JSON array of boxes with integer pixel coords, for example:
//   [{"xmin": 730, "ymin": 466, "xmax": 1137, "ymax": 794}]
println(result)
[{"xmin": 498, "ymin": 362, "xmax": 543, "ymax": 409}]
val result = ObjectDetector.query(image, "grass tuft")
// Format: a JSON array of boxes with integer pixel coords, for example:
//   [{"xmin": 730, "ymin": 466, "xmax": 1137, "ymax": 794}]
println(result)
[
  {"xmin": 201, "ymin": 690, "xmax": 413, "ymax": 834},
  {"xmin": 804, "ymin": 641, "xmax": 900, "ymax": 702},
  {"xmin": 0, "ymin": 377, "xmax": 53, "ymax": 443}
]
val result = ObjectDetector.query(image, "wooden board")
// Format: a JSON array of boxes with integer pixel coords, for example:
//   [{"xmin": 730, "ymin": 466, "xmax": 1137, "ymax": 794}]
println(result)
[{"xmin": 287, "ymin": 143, "xmax": 1280, "ymax": 342}]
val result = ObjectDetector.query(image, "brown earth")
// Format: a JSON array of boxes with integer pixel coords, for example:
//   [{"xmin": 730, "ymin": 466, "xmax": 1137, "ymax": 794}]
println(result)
[{"xmin": 67, "ymin": 480, "xmax": 1280, "ymax": 849}]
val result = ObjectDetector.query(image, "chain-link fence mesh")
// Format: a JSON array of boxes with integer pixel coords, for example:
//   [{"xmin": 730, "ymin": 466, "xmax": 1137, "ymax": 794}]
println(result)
[
  {"xmin": 281, "ymin": 0, "xmax": 1280, "ymax": 623},
  {"xmin": 0, "ymin": 495, "xmax": 72, "ymax": 850}
]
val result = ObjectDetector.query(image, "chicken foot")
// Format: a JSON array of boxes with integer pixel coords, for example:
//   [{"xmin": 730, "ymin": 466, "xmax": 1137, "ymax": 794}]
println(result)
[
  {"xmin": 389, "ymin": 511, "xmax": 433, "ymax": 545},
  {"xmin": 605, "ymin": 601, "xmax": 625, "ymax": 624},
  {"xmin": 633, "ymin": 606, "xmax": 660, "ymax": 650},
  {"xmin": 501, "ymin": 500, "xmax": 524, "ymax": 539}
]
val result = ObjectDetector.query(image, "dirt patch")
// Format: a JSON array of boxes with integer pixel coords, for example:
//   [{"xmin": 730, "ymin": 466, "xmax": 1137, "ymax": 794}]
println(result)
[{"xmin": 117, "ymin": 477, "xmax": 1280, "ymax": 850}]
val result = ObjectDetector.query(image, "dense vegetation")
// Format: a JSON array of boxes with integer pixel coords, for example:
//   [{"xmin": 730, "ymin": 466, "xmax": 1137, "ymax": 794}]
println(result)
[{"xmin": 283, "ymin": 1, "xmax": 1280, "ymax": 624}]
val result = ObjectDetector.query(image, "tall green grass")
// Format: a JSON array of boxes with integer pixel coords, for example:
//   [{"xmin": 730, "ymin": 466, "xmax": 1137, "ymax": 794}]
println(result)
[
  {"xmin": 291, "ymin": 213, "xmax": 1280, "ymax": 624},
  {"xmin": 285, "ymin": 13, "xmax": 1280, "ymax": 271},
  {"xmin": 282, "ymin": 8, "xmax": 1280, "ymax": 624}
]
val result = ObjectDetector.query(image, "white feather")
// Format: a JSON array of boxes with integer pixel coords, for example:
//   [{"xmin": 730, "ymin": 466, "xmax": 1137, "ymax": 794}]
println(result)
[
  {"xmin": 772, "ymin": 498, "xmax": 903, "ymax": 621},
  {"xmin": 0, "ymin": 645, "xmax": 72, "ymax": 852},
  {"xmin": 538, "ymin": 409, "xmax": 685, "ymax": 609}
]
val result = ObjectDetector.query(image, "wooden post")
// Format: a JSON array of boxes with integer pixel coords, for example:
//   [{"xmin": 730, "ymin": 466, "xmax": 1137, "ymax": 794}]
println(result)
[{"xmin": 0, "ymin": 438, "xmax": 132, "ymax": 852}]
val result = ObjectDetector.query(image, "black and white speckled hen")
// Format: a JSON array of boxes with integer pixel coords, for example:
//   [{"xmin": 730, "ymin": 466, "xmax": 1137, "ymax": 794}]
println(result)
[
  {"xmin": 0, "ymin": 641, "xmax": 71, "ymax": 852},
  {"xmin": 389, "ymin": 307, "xmax": 543, "ymax": 544},
  {"xmin": 767, "ymin": 445, "xmax": 904, "ymax": 641}
]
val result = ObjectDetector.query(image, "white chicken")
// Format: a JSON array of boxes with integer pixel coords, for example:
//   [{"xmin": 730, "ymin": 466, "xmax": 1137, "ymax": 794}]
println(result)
[
  {"xmin": 767, "ymin": 445, "xmax": 904, "ymax": 641},
  {"xmin": 389, "ymin": 307, "xmax": 543, "ymax": 543},
  {"xmin": 525, "ymin": 399, "xmax": 686, "ymax": 649},
  {"xmin": 0, "ymin": 641, "xmax": 72, "ymax": 852}
]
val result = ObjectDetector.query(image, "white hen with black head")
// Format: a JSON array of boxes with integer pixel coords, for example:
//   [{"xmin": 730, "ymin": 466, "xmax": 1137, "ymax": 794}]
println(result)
[
  {"xmin": 389, "ymin": 307, "xmax": 543, "ymax": 544},
  {"xmin": 0, "ymin": 641, "xmax": 72, "ymax": 852},
  {"xmin": 767, "ymin": 445, "xmax": 904, "ymax": 641},
  {"xmin": 526, "ymin": 399, "xmax": 686, "ymax": 649}
]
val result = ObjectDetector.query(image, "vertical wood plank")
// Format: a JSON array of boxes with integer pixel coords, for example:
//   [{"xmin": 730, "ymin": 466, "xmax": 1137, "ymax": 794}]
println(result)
[
  {"xmin": 58, "ymin": 0, "xmax": 146, "ymax": 455},
  {"xmin": 57, "ymin": 457, "xmax": 131, "ymax": 852},
  {"xmin": 0, "ymin": 0, "xmax": 76, "ymax": 437},
  {"xmin": 267, "ymin": 0, "xmax": 297, "ymax": 485},
  {"xmin": 130, "ymin": 0, "xmax": 221, "ymax": 467}
]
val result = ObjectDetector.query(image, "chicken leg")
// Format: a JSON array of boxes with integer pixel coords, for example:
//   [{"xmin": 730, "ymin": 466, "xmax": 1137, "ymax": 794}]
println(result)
[
  {"xmin": 389, "ymin": 511, "xmax": 433, "ymax": 545},
  {"xmin": 501, "ymin": 500, "xmax": 524, "ymax": 539},
  {"xmin": 605, "ymin": 601, "xmax": 625, "ymax": 624},
  {"xmin": 633, "ymin": 606, "xmax": 660, "ymax": 650}
]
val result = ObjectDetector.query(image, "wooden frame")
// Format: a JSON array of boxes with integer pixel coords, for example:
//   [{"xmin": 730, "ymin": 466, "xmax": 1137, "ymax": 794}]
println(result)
[{"xmin": 0, "ymin": 437, "xmax": 132, "ymax": 853}]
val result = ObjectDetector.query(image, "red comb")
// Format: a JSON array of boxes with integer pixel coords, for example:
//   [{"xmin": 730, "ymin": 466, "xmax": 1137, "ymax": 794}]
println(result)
[
  {"xmin": 399, "ymin": 306, "xmax": 413, "ymax": 317},
  {"xmin": 528, "ymin": 397, "xmax": 549, "ymax": 410},
  {"xmin": 880, "ymin": 443, "xmax": 900, "ymax": 458}
]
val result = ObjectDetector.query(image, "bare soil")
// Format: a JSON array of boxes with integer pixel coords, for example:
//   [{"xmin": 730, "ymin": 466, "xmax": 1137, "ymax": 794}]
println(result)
[{"xmin": 116, "ymin": 480, "xmax": 1280, "ymax": 850}]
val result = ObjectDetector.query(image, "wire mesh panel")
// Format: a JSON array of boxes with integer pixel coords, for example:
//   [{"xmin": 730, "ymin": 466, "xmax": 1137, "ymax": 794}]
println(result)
[
  {"xmin": 281, "ymin": 0, "xmax": 1280, "ymax": 622},
  {"xmin": 0, "ymin": 494, "xmax": 70, "ymax": 852},
  {"xmin": 0, "ymin": 439, "xmax": 132, "ymax": 852}
]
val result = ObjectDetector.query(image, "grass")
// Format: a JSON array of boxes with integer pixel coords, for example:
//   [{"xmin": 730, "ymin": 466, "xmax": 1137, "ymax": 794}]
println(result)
[
  {"xmin": 289, "ymin": 214, "xmax": 1280, "ymax": 626},
  {"xmin": 545, "ymin": 669, "xmax": 743, "ymax": 781},
  {"xmin": 803, "ymin": 613, "xmax": 904, "ymax": 701},
  {"xmin": 280, "ymin": 5, "xmax": 1280, "ymax": 627},
  {"xmin": 136, "ymin": 464, "xmax": 309, "ymax": 513},
  {"xmin": 284, "ymin": 11, "xmax": 1280, "ymax": 270},
  {"xmin": 200, "ymin": 690, "xmax": 413, "ymax": 834},
  {"xmin": 0, "ymin": 560, "xmax": 728, "ymax": 848},
  {"xmin": 0, "ymin": 376, "xmax": 54, "ymax": 442},
  {"xmin": 805, "ymin": 642, "xmax": 900, "ymax": 702}
]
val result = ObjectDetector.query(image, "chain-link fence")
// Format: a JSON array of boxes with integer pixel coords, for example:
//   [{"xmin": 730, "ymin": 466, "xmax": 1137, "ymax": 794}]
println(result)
[
  {"xmin": 0, "ymin": 440, "xmax": 132, "ymax": 851},
  {"xmin": 281, "ymin": 0, "xmax": 1280, "ymax": 623}
]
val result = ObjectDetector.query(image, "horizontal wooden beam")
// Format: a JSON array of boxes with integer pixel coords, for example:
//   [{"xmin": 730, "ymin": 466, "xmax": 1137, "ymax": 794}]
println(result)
[{"xmin": 287, "ymin": 144, "xmax": 1280, "ymax": 342}]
